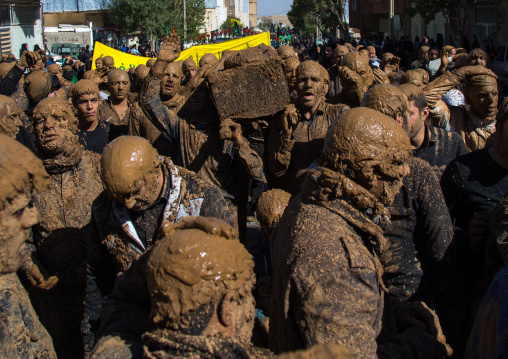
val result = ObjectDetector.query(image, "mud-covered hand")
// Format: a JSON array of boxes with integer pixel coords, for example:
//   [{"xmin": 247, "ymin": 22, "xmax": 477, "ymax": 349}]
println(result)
[
  {"xmin": 440, "ymin": 48, "xmax": 449, "ymax": 69},
  {"xmin": 280, "ymin": 104, "xmax": 299, "ymax": 140},
  {"xmin": 337, "ymin": 66, "xmax": 364, "ymax": 92},
  {"xmin": 23, "ymin": 259, "xmax": 59, "ymax": 290},
  {"xmin": 394, "ymin": 301, "xmax": 453, "ymax": 356},
  {"xmin": 219, "ymin": 118, "xmax": 244, "ymax": 146},
  {"xmin": 453, "ymin": 65, "xmax": 497, "ymax": 81},
  {"xmin": 159, "ymin": 216, "xmax": 238, "ymax": 240},
  {"xmin": 157, "ymin": 33, "xmax": 181, "ymax": 62},
  {"xmin": 373, "ymin": 68, "xmax": 390, "ymax": 85},
  {"xmin": 468, "ymin": 212, "xmax": 488, "ymax": 251}
]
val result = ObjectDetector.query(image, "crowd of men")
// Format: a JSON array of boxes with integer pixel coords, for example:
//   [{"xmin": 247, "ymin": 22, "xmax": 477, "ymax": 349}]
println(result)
[{"xmin": 1, "ymin": 31, "xmax": 507, "ymax": 359}]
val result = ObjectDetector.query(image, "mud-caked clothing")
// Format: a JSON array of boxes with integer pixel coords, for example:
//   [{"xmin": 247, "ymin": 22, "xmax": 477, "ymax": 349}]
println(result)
[
  {"xmin": 98, "ymin": 97, "xmax": 134, "ymax": 134},
  {"xmin": 0, "ymin": 273, "xmax": 57, "ymax": 359},
  {"xmin": 381, "ymin": 157, "xmax": 455, "ymax": 304},
  {"xmin": 269, "ymin": 167, "xmax": 450, "ymax": 359},
  {"xmin": 28, "ymin": 148, "xmax": 104, "ymax": 359},
  {"xmin": 413, "ymin": 124, "xmax": 468, "ymax": 177},
  {"xmin": 265, "ymin": 101, "xmax": 348, "ymax": 195}
]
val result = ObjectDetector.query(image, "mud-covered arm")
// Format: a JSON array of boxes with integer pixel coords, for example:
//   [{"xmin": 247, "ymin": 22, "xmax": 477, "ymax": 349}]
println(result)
[
  {"xmin": 90, "ymin": 251, "xmax": 151, "ymax": 359},
  {"xmin": 265, "ymin": 106, "xmax": 298, "ymax": 179},
  {"xmin": 0, "ymin": 65, "xmax": 25, "ymax": 97}
]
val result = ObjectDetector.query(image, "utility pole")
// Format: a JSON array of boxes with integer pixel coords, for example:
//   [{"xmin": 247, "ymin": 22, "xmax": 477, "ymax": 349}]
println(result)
[
  {"xmin": 388, "ymin": 0, "xmax": 394, "ymax": 39},
  {"xmin": 183, "ymin": 0, "xmax": 187, "ymax": 40}
]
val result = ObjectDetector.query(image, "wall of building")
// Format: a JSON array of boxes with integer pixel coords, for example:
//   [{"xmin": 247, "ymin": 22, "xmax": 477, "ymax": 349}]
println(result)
[
  {"xmin": 249, "ymin": 0, "xmax": 257, "ymax": 28},
  {"xmin": 43, "ymin": 12, "xmax": 104, "ymax": 27},
  {"xmin": 9, "ymin": 18, "xmax": 43, "ymax": 56}
]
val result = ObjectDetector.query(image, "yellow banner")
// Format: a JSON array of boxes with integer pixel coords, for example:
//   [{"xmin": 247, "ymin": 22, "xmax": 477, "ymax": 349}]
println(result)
[{"xmin": 91, "ymin": 32, "xmax": 271, "ymax": 71}]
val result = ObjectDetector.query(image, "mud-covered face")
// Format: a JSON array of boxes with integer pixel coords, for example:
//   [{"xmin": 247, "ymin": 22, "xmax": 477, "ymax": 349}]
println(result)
[
  {"xmin": 342, "ymin": 53, "xmax": 374, "ymax": 90},
  {"xmin": 469, "ymin": 54, "xmax": 487, "ymax": 67},
  {"xmin": 109, "ymin": 71, "xmax": 130, "ymax": 101},
  {"xmin": 35, "ymin": 108, "xmax": 73, "ymax": 156},
  {"xmin": 161, "ymin": 63, "xmax": 181, "ymax": 98},
  {"xmin": 0, "ymin": 102, "xmax": 23, "ymax": 138},
  {"xmin": 296, "ymin": 63, "xmax": 327, "ymax": 111},
  {"xmin": 0, "ymin": 190, "xmax": 39, "ymax": 274},
  {"xmin": 368, "ymin": 163, "xmax": 409, "ymax": 207},
  {"xmin": 467, "ymin": 83, "xmax": 498, "ymax": 119},
  {"xmin": 114, "ymin": 170, "xmax": 161, "ymax": 211},
  {"xmin": 183, "ymin": 62, "xmax": 197, "ymax": 81},
  {"xmin": 76, "ymin": 94, "xmax": 100, "ymax": 124},
  {"xmin": 383, "ymin": 64, "xmax": 398, "ymax": 79}
]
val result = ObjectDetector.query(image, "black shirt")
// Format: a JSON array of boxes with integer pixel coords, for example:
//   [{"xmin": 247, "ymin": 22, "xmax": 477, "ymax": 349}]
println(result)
[
  {"xmin": 78, "ymin": 120, "xmax": 119, "ymax": 154},
  {"xmin": 413, "ymin": 124, "xmax": 468, "ymax": 177},
  {"xmin": 441, "ymin": 148, "xmax": 508, "ymax": 231}
]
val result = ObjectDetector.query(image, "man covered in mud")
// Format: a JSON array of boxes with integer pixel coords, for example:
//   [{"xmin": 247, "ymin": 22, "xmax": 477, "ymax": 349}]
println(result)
[
  {"xmin": 0, "ymin": 134, "xmax": 57, "ymax": 359},
  {"xmin": 181, "ymin": 57, "xmax": 198, "ymax": 85},
  {"xmin": 96, "ymin": 69, "xmax": 132, "ymax": 133},
  {"xmin": 138, "ymin": 34, "xmax": 264, "ymax": 220},
  {"xmin": 90, "ymin": 217, "xmax": 351, "ymax": 359},
  {"xmin": 329, "ymin": 51, "xmax": 374, "ymax": 107},
  {"xmin": 70, "ymin": 79, "xmax": 120, "ymax": 154},
  {"xmin": 326, "ymin": 45, "xmax": 349, "ymax": 99},
  {"xmin": 0, "ymin": 95, "xmax": 23, "ymax": 139},
  {"xmin": 270, "ymin": 107, "xmax": 451, "ymax": 358},
  {"xmin": 85, "ymin": 136, "xmax": 234, "ymax": 353},
  {"xmin": 23, "ymin": 97, "xmax": 104, "ymax": 359},
  {"xmin": 128, "ymin": 61, "xmax": 187, "ymax": 157},
  {"xmin": 361, "ymin": 84, "xmax": 456, "ymax": 304},
  {"xmin": 266, "ymin": 60, "xmax": 348, "ymax": 194}
]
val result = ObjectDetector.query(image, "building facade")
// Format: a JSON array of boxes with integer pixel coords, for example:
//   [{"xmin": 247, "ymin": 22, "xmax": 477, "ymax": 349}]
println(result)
[{"xmin": 0, "ymin": 0, "xmax": 43, "ymax": 57}]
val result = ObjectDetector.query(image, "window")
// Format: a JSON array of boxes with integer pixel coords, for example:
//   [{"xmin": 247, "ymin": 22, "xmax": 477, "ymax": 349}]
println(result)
[{"xmin": 10, "ymin": 5, "xmax": 41, "ymax": 26}]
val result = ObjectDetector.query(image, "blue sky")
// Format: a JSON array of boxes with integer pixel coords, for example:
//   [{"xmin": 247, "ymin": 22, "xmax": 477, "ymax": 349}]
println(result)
[{"xmin": 257, "ymin": 0, "xmax": 293, "ymax": 17}]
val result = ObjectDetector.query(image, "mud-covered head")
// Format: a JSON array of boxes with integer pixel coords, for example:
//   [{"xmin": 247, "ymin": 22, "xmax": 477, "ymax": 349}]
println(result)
[
  {"xmin": 361, "ymin": 84, "xmax": 410, "ymax": 129},
  {"xmin": 103, "ymin": 55, "xmax": 115, "ymax": 68},
  {"xmin": 333, "ymin": 45, "xmax": 349, "ymax": 65},
  {"xmin": 256, "ymin": 189, "xmax": 291, "ymax": 237},
  {"xmin": 47, "ymin": 63, "xmax": 62, "ymax": 75},
  {"xmin": 366, "ymin": 46, "xmax": 376, "ymax": 59},
  {"xmin": 295, "ymin": 61, "xmax": 329, "ymax": 111},
  {"xmin": 108, "ymin": 69, "xmax": 130, "ymax": 101},
  {"xmin": 341, "ymin": 52, "xmax": 374, "ymax": 89},
  {"xmin": 33, "ymin": 97, "xmax": 79, "ymax": 158},
  {"xmin": 284, "ymin": 57, "xmax": 300, "ymax": 92},
  {"xmin": 468, "ymin": 48, "xmax": 488, "ymax": 67},
  {"xmin": 319, "ymin": 107, "xmax": 411, "ymax": 206},
  {"xmin": 135, "ymin": 64, "xmax": 150, "ymax": 82},
  {"xmin": 0, "ymin": 62, "xmax": 15, "ymax": 79},
  {"xmin": 24, "ymin": 70, "xmax": 51, "ymax": 104},
  {"xmin": 453, "ymin": 53, "xmax": 468, "ymax": 69},
  {"xmin": 464, "ymin": 69, "xmax": 498, "ymax": 120},
  {"xmin": 146, "ymin": 58, "xmax": 156, "ymax": 68},
  {"xmin": 95, "ymin": 56, "xmax": 104, "ymax": 68},
  {"xmin": 199, "ymin": 53, "xmax": 219, "ymax": 68},
  {"xmin": 414, "ymin": 68, "xmax": 429, "ymax": 86},
  {"xmin": 419, "ymin": 45, "xmax": 430, "ymax": 62},
  {"xmin": 0, "ymin": 135, "xmax": 48, "ymax": 274},
  {"xmin": 182, "ymin": 57, "xmax": 198, "ymax": 81},
  {"xmin": 146, "ymin": 217, "xmax": 254, "ymax": 343},
  {"xmin": 101, "ymin": 136, "xmax": 163, "ymax": 211},
  {"xmin": 400, "ymin": 69, "xmax": 424, "ymax": 87},
  {"xmin": 0, "ymin": 95, "xmax": 23, "ymax": 138},
  {"xmin": 278, "ymin": 45, "xmax": 296, "ymax": 61},
  {"xmin": 161, "ymin": 62, "xmax": 182, "ymax": 99},
  {"xmin": 380, "ymin": 53, "xmax": 400, "ymax": 79}
]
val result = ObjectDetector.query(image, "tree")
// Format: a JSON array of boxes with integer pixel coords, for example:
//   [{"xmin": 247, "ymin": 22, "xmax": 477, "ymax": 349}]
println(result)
[
  {"xmin": 108, "ymin": 0, "xmax": 206, "ymax": 40},
  {"xmin": 220, "ymin": 16, "xmax": 243, "ymax": 31},
  {"xmin": 288, "ymin": 0, "xmax": 349, "ymax": 40},
  {"xmin": 259, "ymin": 16, "xmax": 273, "ymax": 32}
]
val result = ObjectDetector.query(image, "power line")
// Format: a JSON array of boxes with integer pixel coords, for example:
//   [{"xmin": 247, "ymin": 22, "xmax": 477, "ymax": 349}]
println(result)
[{"xmin": 258, "ymin": 10, "xmax": 291, "ymax": 17}]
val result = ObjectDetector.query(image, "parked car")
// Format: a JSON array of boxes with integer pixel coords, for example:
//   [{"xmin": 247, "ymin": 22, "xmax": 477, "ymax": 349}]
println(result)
[{"xmin": 50, "ymin": 43, "xmax": 82, "ymax": 60}]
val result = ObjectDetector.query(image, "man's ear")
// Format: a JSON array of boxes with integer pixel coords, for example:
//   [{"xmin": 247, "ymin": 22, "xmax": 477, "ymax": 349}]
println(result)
[
  {"xmin": 395, "ymin": 112, "xmax": 404, "ymax": 127},
  {"xmin": 422, "ymin": 106, "xmax": 430, "ymax": 121},
  {"xmin": 218, "ymin": 291, "xmax": 237, "ymax": 327}
]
